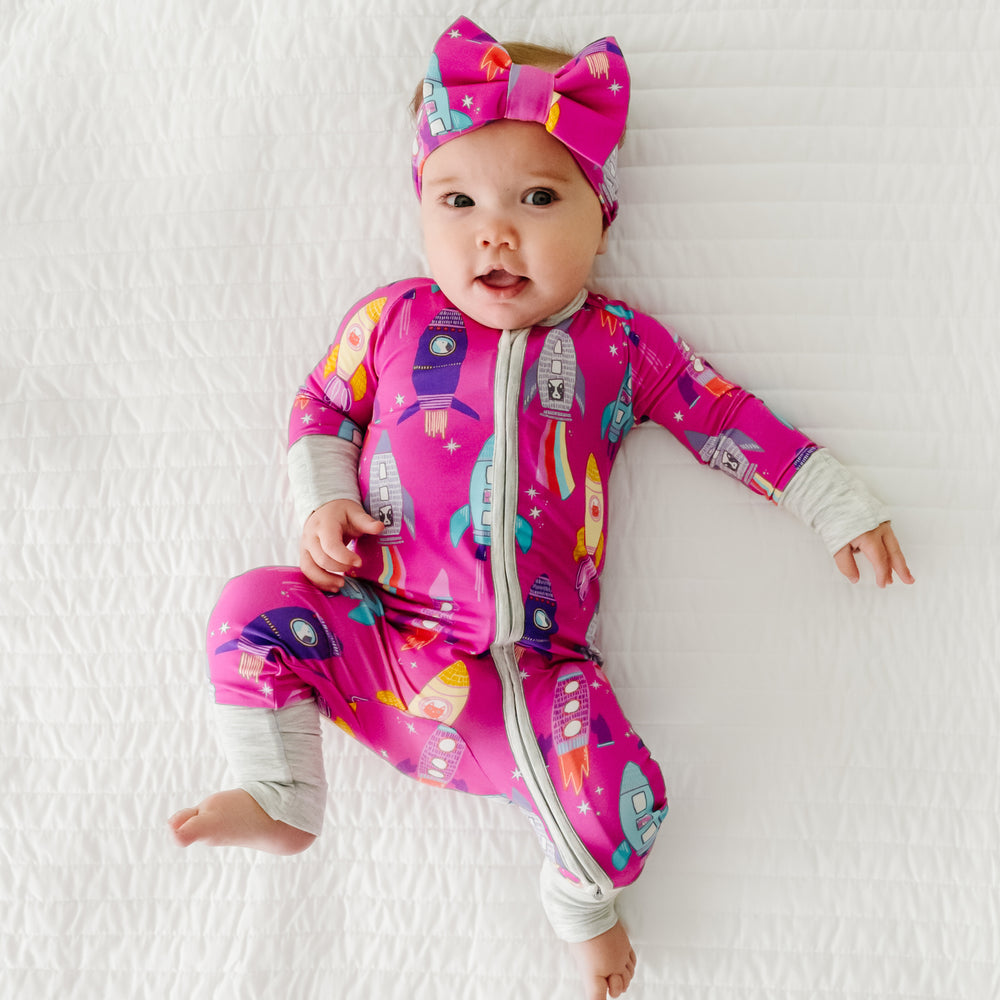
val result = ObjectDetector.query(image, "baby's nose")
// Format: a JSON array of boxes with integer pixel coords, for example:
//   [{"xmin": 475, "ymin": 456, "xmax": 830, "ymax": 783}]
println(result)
[{"xmin": 478, "ymin": 216, "xmax": 518, "ymax": 250}]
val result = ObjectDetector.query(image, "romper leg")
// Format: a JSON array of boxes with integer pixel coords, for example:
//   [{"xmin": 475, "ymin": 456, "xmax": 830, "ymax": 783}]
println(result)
[
  {"xmin": 206, "ymin": 566, "xmax": 498, "ymax": 794},
  {"xmin": 518, "ymin": 655, "xmax": 668, "ymax": 892}
]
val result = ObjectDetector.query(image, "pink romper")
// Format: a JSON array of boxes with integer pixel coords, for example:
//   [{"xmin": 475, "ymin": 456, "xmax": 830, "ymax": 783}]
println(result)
[{"xmin": 207, "ymin": 277, "xmax": 818, "ymax": 895}]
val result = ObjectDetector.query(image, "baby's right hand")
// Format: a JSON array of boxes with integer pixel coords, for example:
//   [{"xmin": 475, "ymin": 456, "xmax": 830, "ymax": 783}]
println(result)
[{"xmin": 300, "ymin": 499, "xmax": 384, "ymax": 591}]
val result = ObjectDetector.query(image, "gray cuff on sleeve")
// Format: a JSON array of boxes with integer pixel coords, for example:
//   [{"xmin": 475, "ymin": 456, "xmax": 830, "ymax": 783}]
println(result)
[
  {"xmin": 539, "ymin": 862, "xmax": 623, "ymax": 943},
  {"xmin": 214, "ymin": 700, "xmax": 328, "ymax": 837},
  {"xmin": 287, "ymin": 435, "xmax": 362, "ymax": 528},
  {"xmin": 779, "ymin": 448, "xmax": 890, "ymax": 554}
]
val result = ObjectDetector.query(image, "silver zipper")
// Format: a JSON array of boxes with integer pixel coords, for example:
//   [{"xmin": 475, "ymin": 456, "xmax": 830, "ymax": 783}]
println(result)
[{"xmin": 490, "ymin": 327, "xmax": 613, "ymax": 897}]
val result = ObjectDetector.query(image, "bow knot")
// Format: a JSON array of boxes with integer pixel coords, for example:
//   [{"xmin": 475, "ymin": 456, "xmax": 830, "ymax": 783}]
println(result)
[{"xmin": 413, "ymin": 17, "xmax": 630, "ymax": 224}]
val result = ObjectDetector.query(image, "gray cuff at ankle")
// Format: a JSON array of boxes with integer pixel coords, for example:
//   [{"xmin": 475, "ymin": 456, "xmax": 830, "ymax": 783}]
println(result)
[{"xmin": 539, "ymin": 862, "xmax": 622, "ymax": 942}]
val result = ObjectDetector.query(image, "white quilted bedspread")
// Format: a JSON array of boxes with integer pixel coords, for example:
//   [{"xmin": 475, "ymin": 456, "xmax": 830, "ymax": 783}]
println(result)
[{"xmin": 4, "ymin": 2, "xmax": 998, "ymax": 998}]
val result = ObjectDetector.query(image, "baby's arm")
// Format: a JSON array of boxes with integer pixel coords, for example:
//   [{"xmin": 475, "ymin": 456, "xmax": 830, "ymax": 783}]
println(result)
[
  {"xmin": 779, "ymin": 448, "xmax": 914, "ymax": 587},
  {"xmin": 287, "ymin": 433, "xmax": 383, "ymax": 591}
]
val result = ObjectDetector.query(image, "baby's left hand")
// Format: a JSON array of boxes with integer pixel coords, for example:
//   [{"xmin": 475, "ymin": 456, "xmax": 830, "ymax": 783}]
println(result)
[{"xmin": 834, "ymin": 522, "xmax": 915, "ymax": 588}]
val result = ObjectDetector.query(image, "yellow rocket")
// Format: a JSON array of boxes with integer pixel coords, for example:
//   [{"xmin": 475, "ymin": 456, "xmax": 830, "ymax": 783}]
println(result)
[
  {"xmin": 408, "ymin": 661, "xmax": 470, "ymax": 725},
  {"xmin": 323, "ymin": 297, "xmax": 386, "ymax": 406}
]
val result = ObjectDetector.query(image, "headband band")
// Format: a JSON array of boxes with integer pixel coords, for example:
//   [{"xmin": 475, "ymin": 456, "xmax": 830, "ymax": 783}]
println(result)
[{"xmin": 412, "ymin": 16, "xmax": 630, "ymax": 224}]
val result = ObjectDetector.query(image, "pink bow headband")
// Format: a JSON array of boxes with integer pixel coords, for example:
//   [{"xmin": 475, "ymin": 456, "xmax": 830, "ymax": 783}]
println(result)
[{"xmin": 412, "ymin": 16, "xmax": 630, "ymax": 224}]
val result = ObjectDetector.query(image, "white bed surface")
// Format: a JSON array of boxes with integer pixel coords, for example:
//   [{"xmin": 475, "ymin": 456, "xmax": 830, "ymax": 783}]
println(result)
[{"xmin": 4, "ymin": 2, "xmax": 998, "ymax": 998}]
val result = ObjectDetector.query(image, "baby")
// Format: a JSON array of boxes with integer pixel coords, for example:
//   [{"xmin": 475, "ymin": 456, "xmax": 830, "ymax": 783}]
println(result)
[{"xmin": 169, "ymin": 17, "xmax": 913, "ymax": 1000}]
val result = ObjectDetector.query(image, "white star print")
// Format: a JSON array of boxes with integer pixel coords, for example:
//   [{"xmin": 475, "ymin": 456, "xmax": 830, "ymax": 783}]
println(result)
[
  {"xmin": 406, "ymin": 722, "xmax": 416, "ymax": 734},
  {"xmin": 395, "ymin": 394, "xmax": 405, "ymax": 406},
  {"xmin": 520, "ymin": 669, "xmax": 530, "ymax": 680},
  {"xmin": 595, "ymin": 786, "xmax": 604, "ymax": 795},
  {"xmin": 449, "ymin": 29, "xmax": 462, "ymax": 38},
  {"xmin": 260, "ymin": 682, "xmax": 272, "ymax": 697},
  {"xmin": 512, "ymin": 769, "xmax": 523, "ymax": 781},
  {"xmin": 609, "ymin": 82, "xmax": 622, "ymax": 94},
  {"xmin": 526, "ymin": 486, "xmax": 539, "ymax": 499},
  {"xmin": 609, "ymin": 344, "xmax": 619, "ymax": 357},
  {"xmin": 577, "ymin": 801, "xmax": 592, "ymax": 815},
  {"xmin": 591, "ymin": 680, "xmax": 602, "ymax": 689},
  {"xmin": 445, "ymin": 439, "xmax": 461, "ymax": 454},
  {"xmin": 218, "ymin": 622, "xmax": 231, "ymax": 634},
  {"xmin": 529, "ymin": 506, "xmax": 542, "ymax": 519},
  {"xmin": 300, "ymin": 413, "xmax": 314, "ymax": 425},
  {"xmin": 463, "ymin": 94, "xmax": 474, "ymax": 108},
  {"xmin": 673, "ymin": 411, "xmax": 684, "ymax": 422}
]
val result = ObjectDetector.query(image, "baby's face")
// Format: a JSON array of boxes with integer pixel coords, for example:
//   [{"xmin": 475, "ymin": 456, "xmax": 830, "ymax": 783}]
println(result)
[{"xmin": 419, "ymin": 121, "xmax": 608, "ymax": 331}]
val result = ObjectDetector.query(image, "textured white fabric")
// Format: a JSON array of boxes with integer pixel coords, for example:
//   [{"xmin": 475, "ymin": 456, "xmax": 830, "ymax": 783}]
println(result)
[{"xmin": 7, "ymin": 4, "xmax": 997, "ymax": 999}]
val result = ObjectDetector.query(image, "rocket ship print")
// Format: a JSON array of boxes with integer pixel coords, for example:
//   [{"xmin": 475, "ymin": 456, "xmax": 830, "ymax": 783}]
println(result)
[
  {"xmin": 450, "ymin": 435, "xmax": 533, "ymax": 594},
  {"xmin": 323, "ymin": 297, "xmax": 386, "ymax": 409},
  {"xmin": 338, "ymin": 577, "xmax": 385, "ymax": 626},
  {"xmin": 417, "ymin": 724, "xmax": 467, "ymax": 788},
  {"xmin": 365, "ymin": 431, "xmax": 415, "ymax": 594},
  {"xmin": 398, "ymin": 307, "xmax": 478, "ymax": 437},
  {"xmin": 420, "ymin": 54, "xmax": 475, "ymax": 139},
  {"xmin": 572, "ymin": 455, "xmax": 605, "ymax": 602},
  {"xmin": 520, "ymin": 574, "xmax": 559, "ymax": 658},
  {"xmin": 407, "ymin": 661, "xmax": 470, "ymax": 724},
  {"xmin": 612, "ymin": 762, "xmax": 668, "ymax": 871},
  {"xmin": 600, "ymin": 364, "xmax": 635, "ymax": 456},
  {"xmin": 523, "ymin": 327, "xmax": 585, "ymax": 499},
  {"xmin": 675, "ymin": 338, "xmax": 735, "ymax": 409},
  {"xmin": 214, "ymin": 607, "xmax": 342, "ymax": 691},
  {"xmin": 685, "ymin": 428, "xmax": 763, "ymax": 487},
  {"xmin": 552, "ymin": 666, "xmax": 591, "ymax": 795},
  {"xmin": 599, "ymin": 304, "xmax": 639, "ymax": 346}
]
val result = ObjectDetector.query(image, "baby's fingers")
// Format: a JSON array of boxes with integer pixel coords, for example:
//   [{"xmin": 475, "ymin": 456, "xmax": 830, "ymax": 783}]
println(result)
[
  {"xmin": 314, "ymin": 522, "xmax": 362, "ymax": 571},
  {"xmin": 300, "ymin": 547, "xmax": 349, "ymax": 592},
  {"xmin": 881, "ymin": 527, "xmax": 915, "ymax": 585},
  {"xmin": 833, "ymin": 544, "xmax": 861, "ymax": 584}
]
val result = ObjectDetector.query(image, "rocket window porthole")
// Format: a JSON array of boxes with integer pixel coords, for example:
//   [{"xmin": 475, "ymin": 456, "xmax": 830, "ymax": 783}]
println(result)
[
  {"xmin": 438, "ymin": 737, "xmax": 457, "ymax": 753},
  {"xmin": 290, "ymin": 618, "xmax": 319, "ymax": 647},
  {"xmin": 564, "ymin": 699, "xmax": 581, "ymax": 715},
  {"xmin": 632, "ymin": 790, "xmax": 648, "ymax": 812},
  {"xmin": 563, "ymin": 720, "xmax": 582, "ymax": 739},
  {"xmin": 533, "ymin": 609, "xmax": 551, "ymax": 630},
  {"xmin": 429, "ymin": 335, "xmax": 456, "ymax": 356},
  {"xmin": 564, "ymin": 680, "xmax": 580, "ymax": 695}
]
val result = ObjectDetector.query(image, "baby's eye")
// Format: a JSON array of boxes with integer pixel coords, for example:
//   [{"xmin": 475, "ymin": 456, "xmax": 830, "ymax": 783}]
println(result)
[
  {"xmin": 445, "ymin": 193, "xmax": 475, "ymax": 208},
  {"xmin": 523, "ymin": 188, "xmax": 555, "ymax": 206}
]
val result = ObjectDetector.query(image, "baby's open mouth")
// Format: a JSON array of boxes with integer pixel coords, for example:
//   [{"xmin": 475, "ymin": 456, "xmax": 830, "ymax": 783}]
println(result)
[{"xmin": 478, "ymin": 268, "xmax": 525, "ymax": 290}]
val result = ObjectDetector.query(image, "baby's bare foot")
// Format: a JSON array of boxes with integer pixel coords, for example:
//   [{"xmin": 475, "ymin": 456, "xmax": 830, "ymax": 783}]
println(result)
[
  {"xmin": 168, "ymin": 788, "xmax": 315, "ymax": 855},
  {"xmin": 569, "ymin": 920, "xmax": 637, "ymax": 1000}
]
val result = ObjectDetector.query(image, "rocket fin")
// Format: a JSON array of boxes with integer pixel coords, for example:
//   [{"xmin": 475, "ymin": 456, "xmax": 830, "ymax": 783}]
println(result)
[{"xmin": 449, "ymin": 505, "xmax": 472, "ymax": 546}]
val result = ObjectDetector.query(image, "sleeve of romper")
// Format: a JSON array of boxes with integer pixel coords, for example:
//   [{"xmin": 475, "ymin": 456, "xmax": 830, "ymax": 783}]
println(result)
[
  {"xmin": 627, "ymin": 309, "xmax": 888, "ymax": 550},
  {"xmin": 287, "ymin": 290, "xmax": 390, "ymax": 527}
]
